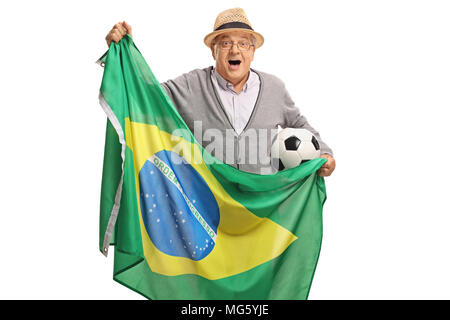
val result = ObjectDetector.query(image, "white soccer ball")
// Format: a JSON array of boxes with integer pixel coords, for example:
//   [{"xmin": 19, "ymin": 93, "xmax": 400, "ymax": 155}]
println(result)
[{"xmin": 271, "ymin": 127, "xmax": 321, "ymax": 171}]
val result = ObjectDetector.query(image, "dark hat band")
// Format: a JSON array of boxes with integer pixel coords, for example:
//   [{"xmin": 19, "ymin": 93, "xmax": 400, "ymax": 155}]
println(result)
[{"xmin": 215, "ymin": 21, "xmax": 253, "ymax": 31}]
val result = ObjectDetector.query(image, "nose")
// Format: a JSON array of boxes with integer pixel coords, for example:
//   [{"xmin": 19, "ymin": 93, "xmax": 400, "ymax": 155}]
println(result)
[{"xmin": 230, "ymin": 42, "xmax": 240, "ymax": 54}]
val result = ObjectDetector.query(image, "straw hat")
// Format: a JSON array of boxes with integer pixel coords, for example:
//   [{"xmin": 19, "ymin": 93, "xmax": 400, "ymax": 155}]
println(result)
[{"xmin": 204, "ymin": 8, "xmax": 264, "ymax": 49}]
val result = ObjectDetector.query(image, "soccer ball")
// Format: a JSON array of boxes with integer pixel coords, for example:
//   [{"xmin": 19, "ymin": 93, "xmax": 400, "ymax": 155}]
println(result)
[{"xmin": 271, "ymin": 127, "xmax": 321, "ymax": 171}]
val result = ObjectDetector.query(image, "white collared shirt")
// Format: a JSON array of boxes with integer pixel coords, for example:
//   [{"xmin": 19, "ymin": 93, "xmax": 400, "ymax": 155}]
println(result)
[{"xmin": 210, "ymin": 68, "xmax": 260, "ymax": 135}]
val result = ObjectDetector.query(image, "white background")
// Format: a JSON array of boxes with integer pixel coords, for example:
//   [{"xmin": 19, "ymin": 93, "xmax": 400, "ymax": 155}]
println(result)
[{"xmin": 0, "ymin": 0, "xmax": 449, "ymax": 299}]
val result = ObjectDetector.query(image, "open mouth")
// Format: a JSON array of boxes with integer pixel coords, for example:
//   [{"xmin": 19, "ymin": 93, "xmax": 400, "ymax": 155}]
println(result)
[{"xmin": 228, "ymin": 60, "xmax": 241, "ymax": 70}]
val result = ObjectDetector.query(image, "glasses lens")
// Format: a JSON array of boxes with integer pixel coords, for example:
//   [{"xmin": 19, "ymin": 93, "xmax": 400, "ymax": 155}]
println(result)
[
  {"xmin": 219, "ymin": 40, "xmax": 251, "ymax": 51},
  {"xmin": 238, "ymin": 41, "xmax": 250, "ymax": 51},
  {"xmin": 220, "ymin": 41, "xmax": 232, "ymax": 49}
]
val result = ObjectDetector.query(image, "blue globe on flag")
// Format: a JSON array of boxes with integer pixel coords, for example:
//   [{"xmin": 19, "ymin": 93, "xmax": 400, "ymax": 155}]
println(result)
[{"xmin": 139, "ymin": 150, "xmax": 220, "ymax": 261}]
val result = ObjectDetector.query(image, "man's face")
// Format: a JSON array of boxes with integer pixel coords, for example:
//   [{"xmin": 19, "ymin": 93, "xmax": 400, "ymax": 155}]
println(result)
[{"xmin": 211, "ymin": 31, "xmax": 255, "ymax": 84}]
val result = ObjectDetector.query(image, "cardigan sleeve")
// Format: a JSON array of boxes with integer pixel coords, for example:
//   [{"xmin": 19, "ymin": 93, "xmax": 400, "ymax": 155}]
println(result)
[
  {"xmin": 160, "ymin": 73, "xmax": 192, "ymax": 112},
  {"xmin": 282, "ymin": 85, "xmax": 334, "ymax": 157}
]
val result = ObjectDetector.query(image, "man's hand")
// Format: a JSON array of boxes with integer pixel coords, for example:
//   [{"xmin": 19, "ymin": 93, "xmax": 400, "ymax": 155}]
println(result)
[
  {"xmin": 318, "ymin": 154, "xmax": 336, "ymax": 177},
  {"xmin": 106, "ymin": 21, "xmax": 133, "ymax": 47}
]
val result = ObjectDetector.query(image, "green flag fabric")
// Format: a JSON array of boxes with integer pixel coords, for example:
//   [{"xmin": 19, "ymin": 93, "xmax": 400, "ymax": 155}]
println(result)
[{"xmin": 98, "ymin": 35, "xmax": 327, "ymax": 299}]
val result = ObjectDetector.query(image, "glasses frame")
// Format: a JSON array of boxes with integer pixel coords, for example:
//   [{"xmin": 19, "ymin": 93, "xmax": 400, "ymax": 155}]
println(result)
[{"xmin": 213, "ymin": 39, "xmax": 255, "ymax": 52}]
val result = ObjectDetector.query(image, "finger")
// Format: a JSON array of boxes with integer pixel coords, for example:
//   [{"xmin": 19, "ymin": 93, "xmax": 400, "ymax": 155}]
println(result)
[
  {"xmin": 123, "ymin": 21, "xmax": 133, "ymax": 37},
  {"xmin": 106, "ymin": 33, "xmax": 112, "ymax": 46},
  {"xmin": 111, "ymin": 24, "xmax": 124, "ymax": 38},
  {"xmin": 325, "ymin": 160, "xmax": 335, "ymax": 172},
  {"xmin": 113, "ymin": 29, "xmax": 123, "ymax": 39},
  {"xmin": 111, "ymin": 31, "xmax": 121, "ymax": 44},
  {"xmin": 116, "ymin": 24, "xmax": 127, "ymax": 36},
  {"xmin": 320, "ymin": 162, "xmax": 330, "ymax": 170},
  {"xmin": 318, "ymin": 168, "xmax": 331, "ymax": 177},
  {"xmin": 106, "ymin": 29, "xmax": 116, "ymax": 46}
]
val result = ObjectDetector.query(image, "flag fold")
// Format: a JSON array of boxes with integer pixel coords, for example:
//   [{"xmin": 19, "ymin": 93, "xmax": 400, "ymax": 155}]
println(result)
[{"xmin": 98, "ymin": 35, "xmax": 327, "ymax": 299}]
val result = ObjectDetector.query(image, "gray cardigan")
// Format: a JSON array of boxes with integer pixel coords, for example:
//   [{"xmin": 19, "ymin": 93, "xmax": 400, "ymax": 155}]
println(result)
[{"xmin": 161, "ymin": 66, "xmax": 333, "ymax": 174}]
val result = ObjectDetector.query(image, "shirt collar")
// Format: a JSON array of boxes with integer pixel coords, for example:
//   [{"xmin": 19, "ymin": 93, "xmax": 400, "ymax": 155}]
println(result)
[{"xmin": 212, "ymin": 68, "xmax": 258, "ymax": 93}]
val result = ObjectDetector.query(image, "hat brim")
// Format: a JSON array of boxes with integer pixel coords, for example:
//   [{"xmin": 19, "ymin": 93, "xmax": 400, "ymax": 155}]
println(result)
[{"xmin": 204, "ymin": 28, "xmax": 264, "ymax": 49}]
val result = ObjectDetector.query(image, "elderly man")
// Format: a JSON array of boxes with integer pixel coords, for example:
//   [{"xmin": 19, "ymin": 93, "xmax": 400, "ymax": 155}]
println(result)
[{"xmin": 105, "ymin": 8, "xmax": 335, "ymax": 176}]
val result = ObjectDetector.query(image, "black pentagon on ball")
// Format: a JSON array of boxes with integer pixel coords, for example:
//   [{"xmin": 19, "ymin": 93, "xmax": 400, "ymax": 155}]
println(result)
[
  {"xmin": 284, "ymin": 136, "xmax": 301, "ymax": 151},
  {"xmin": 278, "ymin": 159, "xmax": 285, "ymax": 171},
  {"xmin": 311, "ymin": 136, "xmax": 320, "ymax": 151}
]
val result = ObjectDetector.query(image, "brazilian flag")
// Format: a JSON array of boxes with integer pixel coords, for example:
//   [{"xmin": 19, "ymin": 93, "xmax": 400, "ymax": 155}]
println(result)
[{"xmin": 98, "ymin": 35, "xmax": 327, "ymax": 300}]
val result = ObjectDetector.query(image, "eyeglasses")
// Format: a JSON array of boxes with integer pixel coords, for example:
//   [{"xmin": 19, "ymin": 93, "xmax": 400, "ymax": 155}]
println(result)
[{"xmin": 215, "ymin": 40, "xmax": 254, "ymax": 51}]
